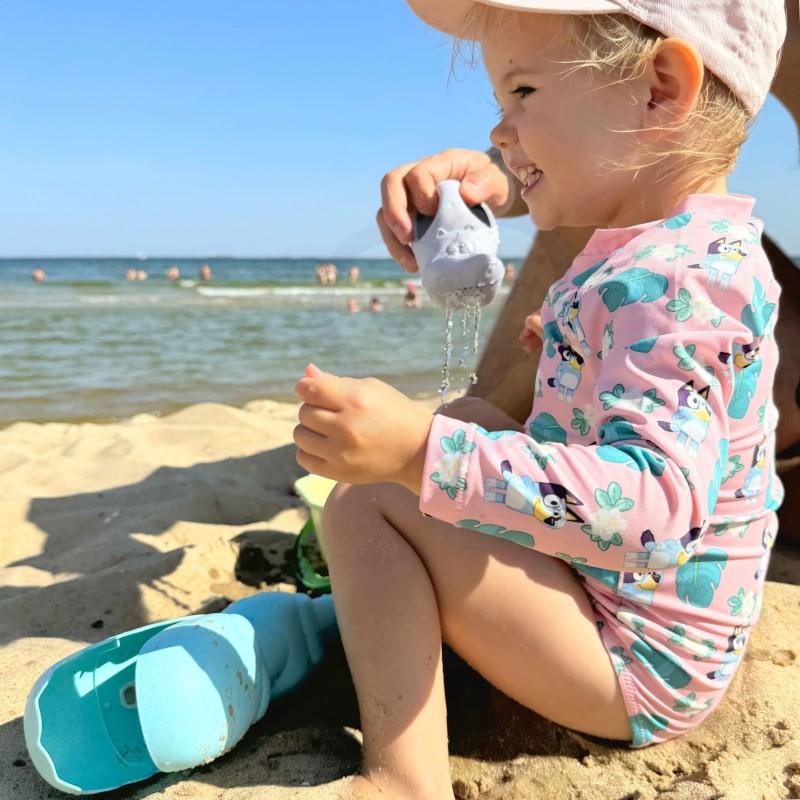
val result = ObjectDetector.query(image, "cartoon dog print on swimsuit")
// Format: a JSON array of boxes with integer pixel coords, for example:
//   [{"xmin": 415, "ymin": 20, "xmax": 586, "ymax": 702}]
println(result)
[
  {"xmin": 623, "ymin": 528, "xmax": 703, "ymax": 572},
  {"xmin": 734, "ymin": 439, "xmax": 767, "ymax": 501},
  {"xmin": 547, "ymin": 343, "xmax": 584, "ymax": 404},
  {"xmin": 658, "ymin": 381, "xmax": 713, "ymax": 457},
  {"xmin": 707, "ymin": 626, "xmax": 747, "ymax": 682},
  {"xmin": 484, "ymin": 460, "xmax": 584, "ymax": 528},
  {"xmin": 558, "ymin": 295, "xmax": 594, "ymax": 356},
  {"xmin": 619, "ymin": 571, "xmax": 664, "ymax": 606},
  {"xmin": 687, "ymin": 237, "xmax": 749, "ymax": 290},
  {"xmin": 718, "ymin": 340, "xmax": 761, "ymax": 380}
]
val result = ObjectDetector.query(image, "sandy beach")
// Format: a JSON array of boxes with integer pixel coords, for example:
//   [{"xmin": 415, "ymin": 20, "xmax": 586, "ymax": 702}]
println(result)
[{"xmin": 2, "ymin": 399, "xmax": 799, "ymax": 800}]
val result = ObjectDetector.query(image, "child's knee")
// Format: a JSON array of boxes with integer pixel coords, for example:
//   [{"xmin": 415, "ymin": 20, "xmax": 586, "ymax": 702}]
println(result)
[
  {"xmin": 321, "ymin": 482, "xmax": 402, "ymax": 549},
  {"xmin": 322, "ymin": 481, "xmax": 351, "ymax": 524},
  {"xmin": 321, "ymin": 482, "xmax": 371, "ymax": 545}
]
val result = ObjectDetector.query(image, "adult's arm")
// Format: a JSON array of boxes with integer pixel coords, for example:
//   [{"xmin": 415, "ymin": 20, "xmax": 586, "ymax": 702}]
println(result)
[{"xmin": 469, "ymin": 148, "xmax": 595, "ymax": 422}]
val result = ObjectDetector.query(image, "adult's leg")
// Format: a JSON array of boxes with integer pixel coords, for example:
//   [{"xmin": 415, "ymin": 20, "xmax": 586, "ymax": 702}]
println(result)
[{"xmin": 323, "ymin": 481, "xmax": 630, "ymax": 800}]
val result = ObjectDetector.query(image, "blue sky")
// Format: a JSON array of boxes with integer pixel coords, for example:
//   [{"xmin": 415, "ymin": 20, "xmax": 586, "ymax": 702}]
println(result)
[{"xmin": 0, "ymin": 1, "xmax": 797, "ymax": 258}]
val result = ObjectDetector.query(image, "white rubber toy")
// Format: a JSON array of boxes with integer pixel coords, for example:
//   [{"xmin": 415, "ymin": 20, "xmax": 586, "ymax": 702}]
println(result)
[{"xmin": 409, "ymin": 179, "xmax": 503, "ymax": 308}]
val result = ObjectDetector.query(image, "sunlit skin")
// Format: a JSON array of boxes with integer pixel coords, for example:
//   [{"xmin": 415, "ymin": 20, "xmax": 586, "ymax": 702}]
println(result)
[
  {"xmin": 485, "ymin": 13, "xmax": 726, "ymax": 232},
  {"xmin": 295, "ymin": 16, "xmax": 727, "ymax": 492}
]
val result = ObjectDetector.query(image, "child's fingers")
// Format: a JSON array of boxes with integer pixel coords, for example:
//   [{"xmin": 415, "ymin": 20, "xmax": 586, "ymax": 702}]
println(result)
[
  {"xmin": 519, "ymin": 327, "xmax": 542, "ymax": 354},
  {"xmin": 460, "ymin": 163, "xmax": 512, "ymax": 211},
  {"xmin": 377, "ymin": 209, "xmax": 418, "ymax": 273},
  {"xmin": 295, "ymin": 447, "xmax": 331, "ymax": 480},
  {"xmin": 293, "ymin": 421, "xmax": 329, "ymax": 459},
  {"xmin": 305, "ymin": 363, "xmax": 330, "ymax": 379},
  {"xmin": 402, "ymin": 167, "xmax": 441, "ymax": 218},
  {"xmin": 297, "ymin": 402, "xmax": 338, "ymax": 435},
  {"xmin": 380, "ymin": 160, "xmax": 421, "ymax": 243},
  {"xmin": 294, "ymin": 373, "xmax": 344, "ymax": 410},
  {"xmin": 524, "ymin": 311, "xmax": 543, "ymax": 333}
]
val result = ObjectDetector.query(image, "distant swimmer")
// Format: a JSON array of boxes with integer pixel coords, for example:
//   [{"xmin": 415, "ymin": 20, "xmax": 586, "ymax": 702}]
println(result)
[
  {"xmin": 404, "ymin": 282, "xmax": 421, "ymax": 308},
  {"xmin": 349, "ymin": 265, "xmax": 360, "ymax": 283},
  {"xmin": 369, "ymin": 297, "xmax": 384, "ymax": 312},
  {"xmin": 199, "ymin": 264, "xmax": 213, "ymax": 281},
  {"xmin": 32, "ymin": 268, "xmax": 47, "ymax": 282},
  {"xmin": 126, "ymin": 268, "xmax": 137, "ymax": 281},
  {"xmin": 347, "ymin": 298, "xmax": 361, "ymax": 313},
  {"xmin": 167, "ymin": 266, "xmax": 180, "ymax": 281},
  {"xmin": 136, "ymin": 270, "xmax": 148, "ymax": 280},
  {"xmin": 504, "ymin": 262, "xmax": 517, "ymax": 282}
]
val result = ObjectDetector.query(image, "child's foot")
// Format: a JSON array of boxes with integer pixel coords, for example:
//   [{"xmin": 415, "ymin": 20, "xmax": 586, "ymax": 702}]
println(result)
[
  {"xmin": 335, "ymin": 774, "xmax": 389, "ymax": 799},
  {"xmin": 336, "ymin": 773, "xmax": 454, "ymax": 800}
]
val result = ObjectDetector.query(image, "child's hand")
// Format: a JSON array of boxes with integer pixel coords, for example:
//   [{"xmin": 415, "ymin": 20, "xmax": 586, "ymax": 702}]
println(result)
[
  {"xmin": 519, "ymin": 311, "xmax": 544, "ymax": 353},
  {"xmin": 294, "ymin": 364, "xmax": 433, "ymax": 494},
  {"xmin": 377, "ymin": 149, "xmax": 513, "ymax": 273}
]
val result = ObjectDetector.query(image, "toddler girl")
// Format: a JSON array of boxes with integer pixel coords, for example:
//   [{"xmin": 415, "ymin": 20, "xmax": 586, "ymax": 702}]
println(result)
[{"xmin": 293, "ymin": 2, "xmax": 787, "ymax": 798}]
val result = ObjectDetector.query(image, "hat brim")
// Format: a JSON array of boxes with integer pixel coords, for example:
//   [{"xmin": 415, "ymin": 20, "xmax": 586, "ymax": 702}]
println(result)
[{"xmin": 406, "ymin": 0, "xmax": 622, "ymax": 38}]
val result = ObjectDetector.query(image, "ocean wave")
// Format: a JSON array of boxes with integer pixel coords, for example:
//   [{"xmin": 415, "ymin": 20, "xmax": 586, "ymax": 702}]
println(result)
[
  {"xmin": 78, "ymin": 295, "xmax": 121, "ymax": 304},
  {"xmin": 196, "ymin": 287, "xmax": 273, "ymax": 297}
]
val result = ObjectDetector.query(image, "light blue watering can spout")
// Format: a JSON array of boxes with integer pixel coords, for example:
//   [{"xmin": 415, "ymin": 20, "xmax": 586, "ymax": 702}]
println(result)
[{"xmin": 24, "ymin": 592, "xmax": 337, "ymax": 794}]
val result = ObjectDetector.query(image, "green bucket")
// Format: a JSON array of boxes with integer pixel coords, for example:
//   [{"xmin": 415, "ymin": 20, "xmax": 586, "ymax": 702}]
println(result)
[{"xmin": 293, "ymin": 474, "xmax": 336, "ymax": 592}]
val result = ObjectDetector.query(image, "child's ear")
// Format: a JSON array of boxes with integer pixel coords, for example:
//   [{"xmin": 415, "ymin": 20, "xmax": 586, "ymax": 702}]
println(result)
[{"xmin": 642, "ymin": 37, "xmax": 704, "ymax": 130}]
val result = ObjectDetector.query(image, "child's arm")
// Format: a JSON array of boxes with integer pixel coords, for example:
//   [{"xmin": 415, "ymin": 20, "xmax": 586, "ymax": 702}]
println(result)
[
  {"xmin": 420, "ymin": 349, "xmax": 729, "ymax": 573},
  {"xmin": 417, "ymin": 252, "xmax": 773, "ymax": 574}
]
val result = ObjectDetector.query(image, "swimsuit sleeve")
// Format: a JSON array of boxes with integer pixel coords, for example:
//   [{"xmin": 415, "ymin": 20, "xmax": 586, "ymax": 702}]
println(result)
[{"xmin": 418, "ymin": 255, "xmax": 758, "ymax": 573}]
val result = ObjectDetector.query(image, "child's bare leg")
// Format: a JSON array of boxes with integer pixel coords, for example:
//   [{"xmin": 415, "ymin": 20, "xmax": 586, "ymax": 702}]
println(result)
[
  {"xmin": 322, "ymin": 482, "xmax": 632, "ymax": 799},
  {"xmin": 324, "ymin": 484, "xmax": 454, "ymax": 800}
]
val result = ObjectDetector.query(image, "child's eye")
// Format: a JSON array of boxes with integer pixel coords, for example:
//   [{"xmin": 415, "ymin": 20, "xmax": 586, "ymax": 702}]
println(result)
[{"xmin": 492, "ymin": 86, "xmax": 536, "ymax": 116}]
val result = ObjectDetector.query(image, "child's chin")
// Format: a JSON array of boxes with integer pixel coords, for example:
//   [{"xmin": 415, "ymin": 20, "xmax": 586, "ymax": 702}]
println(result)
[
  {"xmin": 529, "ymin": 204, "xmax": 596, "ymax": 232},
  {"xmin": 527, "ymin": 209, "xmax": 558, "ymax": 232}
]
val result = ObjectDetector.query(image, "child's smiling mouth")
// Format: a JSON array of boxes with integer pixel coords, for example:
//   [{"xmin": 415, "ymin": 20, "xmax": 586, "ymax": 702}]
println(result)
[{"xmin": 511, "ymin": 163, "xmax": 544, "ymax": 197}]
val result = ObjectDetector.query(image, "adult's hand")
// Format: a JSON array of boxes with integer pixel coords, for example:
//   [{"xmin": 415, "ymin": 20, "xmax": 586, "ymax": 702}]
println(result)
[{"xmin": 377, "ymin": 148, "xmax": 514, "ymax": 273}]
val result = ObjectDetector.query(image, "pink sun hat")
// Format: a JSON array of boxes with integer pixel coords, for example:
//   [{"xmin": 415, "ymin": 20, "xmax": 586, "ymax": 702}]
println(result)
[{"xmin": 404, "ymin": 0, "xmax": 787, "ymax": 116}]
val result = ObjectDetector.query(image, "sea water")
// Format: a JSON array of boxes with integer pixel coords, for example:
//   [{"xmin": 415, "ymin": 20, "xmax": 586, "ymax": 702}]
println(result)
[
  {"xmin": 439, "ymin": 289, "xmax": 484, "ymax": 401},
  {"xmin": 0, "ymin": 257, "xmax": 507, "ymax": 425}
]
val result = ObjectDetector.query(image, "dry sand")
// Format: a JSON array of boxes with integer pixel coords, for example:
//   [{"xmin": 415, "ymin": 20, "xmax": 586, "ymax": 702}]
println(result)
[{"xmin": 1, "ymin": 399, "xmax": 798, "ymax": 800}]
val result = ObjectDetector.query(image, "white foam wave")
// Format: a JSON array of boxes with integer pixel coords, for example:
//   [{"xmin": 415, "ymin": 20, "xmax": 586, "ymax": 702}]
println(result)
[
  {"xmin": 196, "ymin": 287, "xmax": 272, "ymax": 298},
  {"xmin": 78, "ymin": 295, "xmax": 121, "ymax": 304}
]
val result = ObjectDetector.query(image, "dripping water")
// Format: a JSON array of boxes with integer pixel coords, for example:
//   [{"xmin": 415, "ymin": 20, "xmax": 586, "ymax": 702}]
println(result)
[
  {"xmin": 440, "ymin": 304, "xmax": 455, "ymax": 399},
  {"xmin": 439, "ymin": 288, "xmax": 484, "ymax": 401}
]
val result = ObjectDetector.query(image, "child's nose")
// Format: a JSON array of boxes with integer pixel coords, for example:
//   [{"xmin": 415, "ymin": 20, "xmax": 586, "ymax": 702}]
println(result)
[{"xmin": 490, "ymin": 115, "xmax": 516, "ymax": 150}]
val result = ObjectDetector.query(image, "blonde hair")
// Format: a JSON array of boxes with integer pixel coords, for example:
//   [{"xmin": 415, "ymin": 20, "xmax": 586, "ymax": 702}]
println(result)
[{"xmin": 453, "ymin": 8, "xmax": 751, "ymax": 186}]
